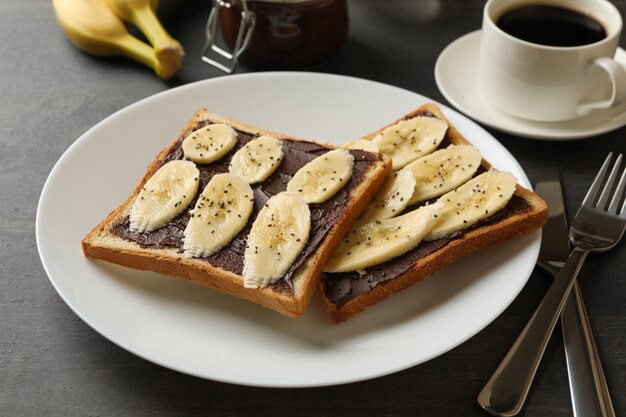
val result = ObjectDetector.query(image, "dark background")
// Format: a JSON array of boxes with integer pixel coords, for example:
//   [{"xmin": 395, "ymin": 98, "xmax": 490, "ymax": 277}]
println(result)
[{"xmin": 1, "ymin": 0, "xmax": 625, "ymax": 416}]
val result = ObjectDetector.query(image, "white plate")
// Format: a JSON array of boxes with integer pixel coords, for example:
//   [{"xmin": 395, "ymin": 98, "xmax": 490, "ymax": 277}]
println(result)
[
  {"xmin": 435, "ymin": 30, "xmax": 626, "ymax": 140},
  {"xmin": 36, "ymin": 72, "xmax": 540, "ymax": 387}
]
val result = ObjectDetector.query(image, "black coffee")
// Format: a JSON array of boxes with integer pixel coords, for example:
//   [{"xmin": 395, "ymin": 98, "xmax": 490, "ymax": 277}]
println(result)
[{"xmin": 497, "ymin": 5, "xmax": 607, "ymax": 47}]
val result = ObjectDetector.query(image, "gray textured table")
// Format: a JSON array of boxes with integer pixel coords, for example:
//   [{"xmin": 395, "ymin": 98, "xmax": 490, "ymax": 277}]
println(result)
[{"xmin": 2, "ymin": 1, "xmax": 625, "ymax": 416}]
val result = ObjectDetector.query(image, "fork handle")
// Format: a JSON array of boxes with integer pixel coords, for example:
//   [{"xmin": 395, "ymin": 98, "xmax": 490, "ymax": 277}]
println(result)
[
  {"xmin": 477, "ymin": 246, "xmax": 589, "ymax": 416},
  {"xmin": 562, "ymin": 283, "xmax": 616, "ymax": 417}
]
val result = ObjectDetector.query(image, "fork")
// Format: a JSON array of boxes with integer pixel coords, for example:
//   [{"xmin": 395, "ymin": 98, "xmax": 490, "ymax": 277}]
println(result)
[{"xmin": 478, "ymin": 153, "xmax": 626, "ymax": 416}]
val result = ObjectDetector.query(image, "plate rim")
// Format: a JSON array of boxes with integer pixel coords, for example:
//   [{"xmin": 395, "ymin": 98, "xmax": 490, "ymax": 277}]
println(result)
[{"xmin": 36, "ymin": 71, "xmax": 540, "ymax": 387}]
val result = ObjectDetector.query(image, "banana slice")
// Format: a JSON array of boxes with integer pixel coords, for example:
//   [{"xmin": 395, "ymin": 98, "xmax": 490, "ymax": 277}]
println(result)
[
  {"xmin": 404, "ymin": 144, "xmax": 483, "ymax": 206},
  {"xmin": 354, "ymin": 169, "xmax": 416, "ymax": 227},
  {"xmin": 341, "ymin": 138, "xmax": 379, "ymax": 153},
  {"xmin": 183, "ymin": 173, "xmax": 254, "ymax": 258},
  {"xmin": 286, "ymin": 149, "xmax": 354, "ymax": 204},
  {"xmin": 426, "ymin": 170, "xmax": 518, "ymax": 241},
  {"xmin": 228, "ymin": 135, "xmax": 284, "ymax": 184},
  {"xmin": 243, "ymin": 192, "xmax": 311, "ymax": 289},
  {"xmin": 182, "ymin": 123, "xmax": 238, "ymax": 164},
  {"xmin": 372, "ymin": 116, "xmax": 448, "ymax": 170},
  {"xmin": 129, "ymin": 160, "xmax": 199, "ymax": 232},
  {"xmin": 324, "ymin": 202, "xmax": 442, "ymax": 273}
]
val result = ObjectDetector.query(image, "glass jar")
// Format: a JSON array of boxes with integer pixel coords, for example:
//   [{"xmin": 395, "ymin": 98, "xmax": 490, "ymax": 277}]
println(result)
[{"xmin": 203, "ymin": 0, "xmax": 348, "ymax": 72}]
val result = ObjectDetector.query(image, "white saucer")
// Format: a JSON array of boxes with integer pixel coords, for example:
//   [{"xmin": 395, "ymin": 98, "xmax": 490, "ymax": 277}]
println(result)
[{"xmin": 435, "ymin": 30, "xmax": 626, "ymax": 140}]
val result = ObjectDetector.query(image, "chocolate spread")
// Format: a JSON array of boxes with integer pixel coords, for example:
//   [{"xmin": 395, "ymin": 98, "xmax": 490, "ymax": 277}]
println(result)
[
  {"xmin": 322, "ymin": 109, "xmax": 532, "ymax": 307},
  {"xmin": 112, "ymin": 119, "xmax": 381, "ymax": 294},
  {"xmin": 323, "ymin": 195, "xmax": 532, "ymax": 307}
]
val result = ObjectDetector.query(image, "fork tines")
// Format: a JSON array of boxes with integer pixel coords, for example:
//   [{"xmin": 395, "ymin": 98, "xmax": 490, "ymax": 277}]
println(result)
[{"xmin": 583, "ymin": 153, "xmax": 626, "ymax": 215}]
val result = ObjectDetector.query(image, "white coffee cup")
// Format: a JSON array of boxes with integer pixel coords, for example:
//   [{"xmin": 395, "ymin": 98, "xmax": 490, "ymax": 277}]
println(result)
[{"xmin": 478, "ymin": 0, "xmax": 626, "ymax": 122}]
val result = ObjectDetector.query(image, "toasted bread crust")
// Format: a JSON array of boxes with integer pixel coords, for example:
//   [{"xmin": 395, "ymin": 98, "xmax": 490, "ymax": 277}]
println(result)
[
  {"xmin": 319, "ymin": 103, "xmax": 548, "ymax": 322},
  {"xmin": 82, "ymin": 109, "xmax": 391, "ymax": 318}
]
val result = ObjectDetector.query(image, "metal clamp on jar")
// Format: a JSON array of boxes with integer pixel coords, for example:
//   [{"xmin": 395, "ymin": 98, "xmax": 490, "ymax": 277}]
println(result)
[{"xmin": 203, "ymin": 0, "xmax": 348, "ymax": 73}]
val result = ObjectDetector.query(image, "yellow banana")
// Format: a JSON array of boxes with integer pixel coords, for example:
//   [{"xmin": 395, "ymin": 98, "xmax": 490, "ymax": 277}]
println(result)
[
  {"xmin": 104, "ymin": 0, "xmax": 184, "ymax": 76},
  {"xmin": 52, "ymin": 0, "xmax": 180, "ymax": 79}
]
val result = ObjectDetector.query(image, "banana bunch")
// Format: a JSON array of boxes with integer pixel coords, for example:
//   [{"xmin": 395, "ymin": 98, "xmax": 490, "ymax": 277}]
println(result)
[{"xmin": 52, "ymin": 0, "xmax": 184, "ymax": 79}]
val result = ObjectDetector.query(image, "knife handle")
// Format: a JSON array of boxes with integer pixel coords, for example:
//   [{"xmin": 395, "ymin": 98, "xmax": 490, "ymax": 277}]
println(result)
[
  {"xmin": 562, "ymin": 281, "xmax": 616, "ymax": 417},
  {"xmin": 543, "ymin": 263, "xmax": 615, "ymax": 417},
  {"xmin": 477, "ymin": 247, "xmax": 589, "ymax": 416}
]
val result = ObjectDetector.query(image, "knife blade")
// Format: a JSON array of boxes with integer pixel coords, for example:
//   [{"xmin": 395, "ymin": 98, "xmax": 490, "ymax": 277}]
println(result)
[
  {"xmin": 535, "ymin": 168, "xmax": 570, "ymax": 271},
  {"xmin": 535, "ymin": 168, "xmax": 615, "ymax": 417}
]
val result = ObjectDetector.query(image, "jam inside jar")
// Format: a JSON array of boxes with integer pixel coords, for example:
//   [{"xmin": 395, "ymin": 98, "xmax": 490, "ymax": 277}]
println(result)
[{"xmin": 220, "ymin": 0, "xmax": 348, "ymax": 70}]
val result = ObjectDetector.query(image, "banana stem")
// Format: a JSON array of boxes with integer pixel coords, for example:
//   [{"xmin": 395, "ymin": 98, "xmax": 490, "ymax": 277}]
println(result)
[
  {"xmin": 132, "ymin": 7, "xmax": 180, "ymax": 53},
  {"xmin": 129, "ymin": 6, "xmax": 183, "ymax": 78},
  {"xmin": 115, "ymin": 33, "xmax": 159, "ymax": 72}
]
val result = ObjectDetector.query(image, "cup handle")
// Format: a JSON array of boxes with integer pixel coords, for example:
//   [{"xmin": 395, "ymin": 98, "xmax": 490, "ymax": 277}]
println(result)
[{"xmin": 577, "ymin": 57, "xmax": 626, "ymax": 116}]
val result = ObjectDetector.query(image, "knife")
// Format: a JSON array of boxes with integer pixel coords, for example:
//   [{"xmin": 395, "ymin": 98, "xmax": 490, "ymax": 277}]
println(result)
[{"xmin": 535, "ymin": 168, "xmax": 615, "ymax": 417}]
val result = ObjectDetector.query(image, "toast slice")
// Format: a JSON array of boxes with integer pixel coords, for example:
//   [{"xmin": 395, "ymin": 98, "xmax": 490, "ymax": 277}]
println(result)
[
  {"xmin": 319, "ymin": 103, "xmax": 548, "ymax": 323},
  {"xmin": 82, "ymin": 109, "xmax": 391, "ymax": 318}
]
